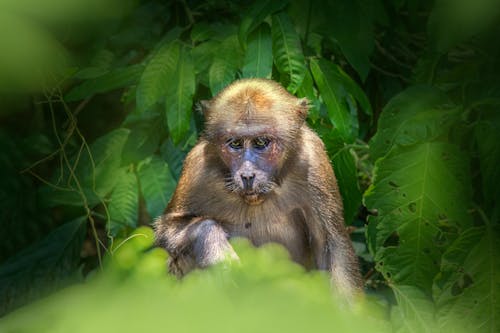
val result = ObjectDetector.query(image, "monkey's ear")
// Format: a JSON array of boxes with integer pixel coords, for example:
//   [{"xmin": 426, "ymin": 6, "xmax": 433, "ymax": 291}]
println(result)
[
  {"xmin": 196, "ymin": 100, "xmax": 212, "ymax": 115},
  {"xmin": 296, "ymin": 97, "xmax": 310, "ymax": 121}
]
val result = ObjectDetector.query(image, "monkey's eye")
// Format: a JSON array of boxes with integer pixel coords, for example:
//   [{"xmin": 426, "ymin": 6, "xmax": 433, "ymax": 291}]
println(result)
[
  {"xmin": 228, "ymin": 139, "xmax": 243, "ymax": 150},
  {"xmin": 253, "ymin": 137, "xmax": 270, "ymax": 150}
]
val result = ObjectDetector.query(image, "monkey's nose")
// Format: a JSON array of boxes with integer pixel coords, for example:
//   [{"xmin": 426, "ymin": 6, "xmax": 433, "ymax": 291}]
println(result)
[{"xmin": 241, "ymin": 174, "xmax": 255, "ymax": 190}]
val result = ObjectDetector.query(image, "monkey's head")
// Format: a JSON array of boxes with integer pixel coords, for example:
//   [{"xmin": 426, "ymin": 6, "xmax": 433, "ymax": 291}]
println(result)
[{"xmin": 200, "ymin": 79, "xmax": 309, "ymax": 205}]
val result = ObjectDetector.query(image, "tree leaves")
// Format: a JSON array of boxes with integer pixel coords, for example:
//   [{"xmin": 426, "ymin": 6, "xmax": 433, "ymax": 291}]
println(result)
[
  {"xmin": 271, "ymin": 13, "xmax": 306, "ymax": 94},
  {"xmin": 310, "ymin": 58, "xmax": 356, "ymax": 143},
  {"xmin": 136, "ymin": 41, "xmax": 180, "ymax": 113},
  {"xmin": 108, "ymin": 170, "xmax": 139, "ymax": 236},
  {"xmin": 165, "ymin": 45, "xmax": 195, "ymax": 145},
  {"xmin": 138, "ymin": 156, "xmax": 177, "ymax": 219},
  {"xmin": 241, "ymin": 24, "xmax": 273, "ymax": 79},
  {"xmin": 365, "ymin": 142, "xmax": 472, "ymax": 292},
  {"xmin": 208, "ymin": 35, "xmax": 243, "ymax": 96}
]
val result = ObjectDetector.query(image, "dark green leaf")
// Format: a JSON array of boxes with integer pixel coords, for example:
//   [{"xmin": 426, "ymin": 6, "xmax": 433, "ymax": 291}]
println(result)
[
  {"xmin": 241, "ymin": 24, "xmax": 273, "ymax": 79},
  {"xmin": 208, "ymin": 35, "xmax": 243, "ymax": 95},
  {"xmin": 65, "ymin": 64, "xmax": 144, "ymax": 101},
  {"xmin": 271, "ymin": 13, "xmax": 306, "ymax": 93},
  {"xmin": 238, "ymin": 0, "xmax": 289, "ymax": 46},
  {"xmin": 322, "ymin": 0, "xmax": 374, "ymax": 80},
  {"xmin": 310, "ymin": 58, "xmax": 356, "ymax": 143},
  {"xmin": 332, "ymin": 148, "xmax": 362, "ymax": 224},
  {"xmin": 0, "ymin": 217, "xmax": 85, "ymax": 315},
  {"xmin": 136, "ymin": 41, "xmax": 180, "ymax": 113},
  {"xmin": 369, "ymin": 85, "xmax": 460, "ymax": 160},
  {"xmin": 165, "ymin": 46, "xmax": 195, "ymax": 144},
  {"xmin": 121, "ymin": 121, "xmax": 162, "ymax": 166},
  {"xmin": 108, "ymin": 170, "xmax": 139, "ymax": 236},
  {"xmin": 138, "ymin": 156, "xmax": 177, "ymax": 219}
]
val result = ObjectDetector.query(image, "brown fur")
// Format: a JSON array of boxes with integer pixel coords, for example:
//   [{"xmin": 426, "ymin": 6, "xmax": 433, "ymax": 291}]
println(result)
[{"xmin": 155, "ymin": 79, "xmax": 363, "ymax": 299}]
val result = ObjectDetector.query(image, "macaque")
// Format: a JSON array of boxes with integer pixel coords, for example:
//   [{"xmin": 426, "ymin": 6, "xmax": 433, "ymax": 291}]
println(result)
[{"xmin": 155, "ymin": 78, "xmax": 363, "ymax": 298}]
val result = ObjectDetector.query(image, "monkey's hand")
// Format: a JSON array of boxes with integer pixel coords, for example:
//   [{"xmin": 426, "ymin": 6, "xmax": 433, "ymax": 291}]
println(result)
[{"xmin": 190, "ymin": 219, "xmax": 239, "ymax": 268}]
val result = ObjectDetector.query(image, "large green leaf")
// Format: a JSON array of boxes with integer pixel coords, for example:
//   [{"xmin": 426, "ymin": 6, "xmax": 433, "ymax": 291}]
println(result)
[
  {"xmin": 364, "ymin": 142, "xmax": 472, "ymax": 292},
  {"xmin": 369, "ymin": 85, "xmax": 460, "ymax": 160},
  {"xmin": 0, "ymin": 217, "xmax": 86, "ymax": 315},
  {"xmin": 390, "ymin": 285, "xmax": 438, "ymax": 332},
  {"xmin": 434, "ymin": 225, "xmax": 500, "ymax": 332},
  {"xmin": 165, "ymin": 46, "xmax": 195, "ymax": 145},
  {"xmin": 138, "ymin": 156, "xmax": 177, "ymax": 219},
  {"xmin": 108, "ymin": 170, "xmax": 139, "ymax": 236},
  {"xmin": 65, "ymin": 64, "xmax": 144, "ymax": 101},
  {"xmin": 208, "ymin": 35, "xmax": 243, "ymax": 95},
  {"xmin": 241, "ymin": 24, "xmax": 272, "ymax": 79},
  {"xmin": 271, "ymin": 13, "xmax": 306, "ymax": 94},
  {"xmin": 310, "ymin": 58, "xmax": 356, "ymax": 143},
  {"xmin": 136, "ymin": 41, "xmax": 180, "ymax": 113}
]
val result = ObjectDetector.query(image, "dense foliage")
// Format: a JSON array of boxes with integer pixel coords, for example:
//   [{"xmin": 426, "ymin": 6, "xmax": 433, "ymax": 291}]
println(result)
[{"xmin": 0, "ymin": 0, "xmax": 499, "ymax": 332}]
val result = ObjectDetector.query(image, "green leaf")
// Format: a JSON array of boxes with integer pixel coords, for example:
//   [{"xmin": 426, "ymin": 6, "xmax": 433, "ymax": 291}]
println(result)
[
  {"xmin": 165, "ymin": 46, "xmax": 195, "ymax": 145},
  {"xmin": 428, "ymin": 0, "xmax": 500, "ymax": 53},
  {"xmin": 208, "ymin": 35, "xmax": 243, "ymax": 95},
  {"xmin": 136, "ymin": 41, "xmax": 180, "ymax": 113},
  {"xmin": 241, "ymin": 24, "xmax": 273, "ymax": 79},
  {"xmin": 271, "ymin": 13, "xmax": 306, "ymax": 94},
  {"xmin": 39, "ymin": 128, "xmax": 130, "ymax": 207},
  {"xmin": 138, "ymin": 156, "xmax": 177, "ymax": 219},
  {"xmin": 332, "ymin": 148, "xmax": 361, "ymax": 224},
  {"xmin": 322, "ymin": 0, "xmax": 374, "ymax": 80},
  {"xmin": 0, "ymin": 217, "xmax": 85, "ymax": 315},
  {"xmin": 65, "ymin": 64, "xmax": 144, "ymax": 101},
  {"xmin": 434, "ymin": 225, "xmax": 500, "ymax": 333},
  {"xmin": 364, "ymin": 142, "xmax": 472, "ymax": 292},
  {"xmin": 390, "ymin": 285, "xmax": 438, "ymax": 332},
  {"xmin": 121, "ymin": 121, "xmax": 162, "ymax": 166},
  {"xmin": 160, "ymin": 138, "xmax": 187, "ymax": 180},
  {"xmin": 238, "ymin": 0, "xmax": 289, "ymax": 46},
  {"xmin": 108, "ymin": 170, "xmax": 139, "ymax": 236},
  {"xmin": 369, "ymin": 85, "xmax": 460, "ymax": 160},
  {"xmin": 310, "ymin": 58, "xmax": 356, "ymax": 143}
]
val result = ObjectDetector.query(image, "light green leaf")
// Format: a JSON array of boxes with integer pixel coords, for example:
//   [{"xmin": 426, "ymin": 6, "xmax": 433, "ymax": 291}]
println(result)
[
  {"xmin": 369, "ymin": 85, "xmax": 460, "ymax": 160},
  {"xmin": 138, "ymin": 156, "xmax": 177, "ymax": 219},
  {"xmin": 208, "ymin": 35, "xmax": 243, "ymax": 95},
  {"xmin": 65, "ymin": 64, "xmax": 144, "ymax": 101},
  {"xmin": 165, "ymin": 46, "xmax": 195, "ymax": 145},
  {"xmin": 241, "ymin": 24, "xmax": 273, "ymax": 79},
  {"xmin": 364, "ymin": 142, "xmax": 472, "ymax": 292},
  {"xmin": 310, "ymin": 58, "xmax": 356, "ymax": 143},
  {"xmin": 391, "ymin": 285, "xmax": 437, "ymax": 332},
  {"xmin": 434, "ymin": 225, "xmax": 500, "ymax": 333},
  {"xmin": 108, "ymin": 170, "xmax": 139, "ymax": 236},
  {"xmin": 271, "ymin": 13, "xmax": 306, "ymax": 94},
  {"xmin": 136, "ymin": 41, "xmax": 180, "ymax": 113}
]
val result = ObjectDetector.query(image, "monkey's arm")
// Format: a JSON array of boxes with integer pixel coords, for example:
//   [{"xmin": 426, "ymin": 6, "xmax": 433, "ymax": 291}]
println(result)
[{"xmin": 154, "ymin": 142, "xmax": 238, "ymax": 276}]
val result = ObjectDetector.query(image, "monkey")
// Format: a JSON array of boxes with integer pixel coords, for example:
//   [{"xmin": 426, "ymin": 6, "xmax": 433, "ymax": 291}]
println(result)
[{"xmin": 154, "ymin": 78, "xmax": 363, "ymax": 299}]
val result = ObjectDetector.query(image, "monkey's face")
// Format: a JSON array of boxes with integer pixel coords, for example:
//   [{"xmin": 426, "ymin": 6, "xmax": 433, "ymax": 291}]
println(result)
[{"xmin": 219, "ymin": 134, "xmax": 284, "ymax": 205}]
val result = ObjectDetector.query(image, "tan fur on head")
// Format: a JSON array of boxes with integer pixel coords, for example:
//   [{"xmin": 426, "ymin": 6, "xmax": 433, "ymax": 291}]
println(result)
[{"xmin": 202, "ymin": 79, "xmax": 309, "ymax": 143}]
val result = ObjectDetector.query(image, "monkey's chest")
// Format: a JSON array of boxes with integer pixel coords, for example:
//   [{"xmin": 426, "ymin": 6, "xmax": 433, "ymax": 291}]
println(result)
[{"xmin": 224, "ymin": 208, "xmax": 311, "ymax": 267}]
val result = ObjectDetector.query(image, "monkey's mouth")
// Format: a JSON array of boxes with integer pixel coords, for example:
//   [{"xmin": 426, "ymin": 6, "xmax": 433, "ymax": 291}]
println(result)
[{"xmin": 242, "ymin": 192, "xmax": 265, "ymax": 205}]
